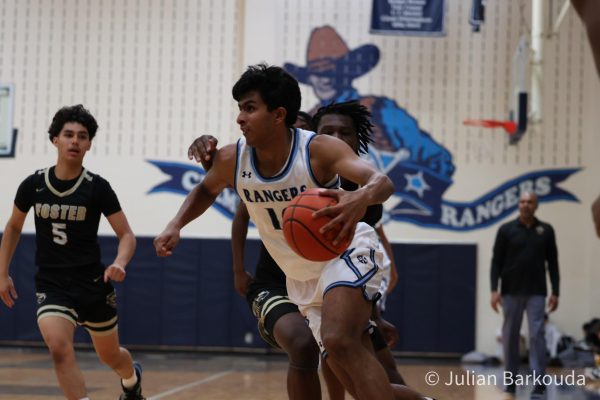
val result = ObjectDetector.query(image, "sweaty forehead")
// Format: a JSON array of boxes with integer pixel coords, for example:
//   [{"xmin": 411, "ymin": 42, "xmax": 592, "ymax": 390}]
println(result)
[{"xmin": 317, "ymin": 114, "xmax": 354, "ymax": 131}]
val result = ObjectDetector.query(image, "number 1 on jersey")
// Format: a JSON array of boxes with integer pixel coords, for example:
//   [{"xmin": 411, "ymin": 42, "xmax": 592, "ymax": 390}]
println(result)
[{"xmin": 266, "ymin": 208, "xmax": 282, "ymax": 230}]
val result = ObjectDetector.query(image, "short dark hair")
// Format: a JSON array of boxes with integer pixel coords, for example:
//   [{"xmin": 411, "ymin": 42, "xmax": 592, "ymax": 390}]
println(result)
[
  {"xmin": 312, "ymin": 101, "xmax": 374, "ymax": 154},
  {"xmin": 48, "ymin": 104, "xmax": 98, "ymax": 142},
  {"xmin": 232, "ymin": 64, "xmax": 301, "ymax": 127}
]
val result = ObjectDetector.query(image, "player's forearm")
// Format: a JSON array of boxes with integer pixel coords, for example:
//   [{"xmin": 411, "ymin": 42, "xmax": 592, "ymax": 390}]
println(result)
[
  {"xmin": 358, "ymin": 173, "xmax": 394, "ymax": 206},
  {"xmin": 170, "ymin": 183, "xmax": 218, "ymax": 230},
  {"xmin": 0, "ymin": 225, "xmax": 22, "ymax": 276},
  {"xmin": 113, "ymin": 231, "xmax": 136, "ymax": 269}
]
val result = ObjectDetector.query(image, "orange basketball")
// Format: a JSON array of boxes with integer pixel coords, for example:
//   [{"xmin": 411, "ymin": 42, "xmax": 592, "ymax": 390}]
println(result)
[{"xmin": 282, "ymin": 188, "xmax": 352, "ymax": 262}]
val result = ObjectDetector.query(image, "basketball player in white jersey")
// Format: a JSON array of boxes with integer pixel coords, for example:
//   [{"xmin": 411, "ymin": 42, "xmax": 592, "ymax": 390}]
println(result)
[{"xmin": 154, "ymin": 64, "xmax": 396, "ymax": 399}]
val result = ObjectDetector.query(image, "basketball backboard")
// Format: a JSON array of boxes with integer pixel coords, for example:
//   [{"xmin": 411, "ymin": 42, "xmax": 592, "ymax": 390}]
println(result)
[
  {"xmin": 0, "ymin": 84, "xmax": 16, "ymax": 157},
  {"xmin": 509, "ymin": 35, "xmax": 529, "ymax": 144}
]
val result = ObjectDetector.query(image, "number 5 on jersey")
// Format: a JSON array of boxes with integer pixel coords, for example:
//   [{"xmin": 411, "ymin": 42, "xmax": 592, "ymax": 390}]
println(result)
[{"xmin": 52, "ymin": 223, "xmax": 68, "ymax": 245}]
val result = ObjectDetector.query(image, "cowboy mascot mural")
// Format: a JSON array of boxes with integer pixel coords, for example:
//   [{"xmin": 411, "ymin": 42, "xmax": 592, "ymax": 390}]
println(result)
[
  {"xmin": 146, "ymin": 26, "xmax": 580, "ymax": 231},
  {"xmin": 284, "ymin": 26, "xmax": 455, "ymax": 219}
]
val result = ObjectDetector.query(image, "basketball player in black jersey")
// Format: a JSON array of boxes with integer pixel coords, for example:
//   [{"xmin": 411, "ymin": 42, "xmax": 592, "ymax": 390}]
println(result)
[
  {"xmin": 0, "ymin": 105, "xmax": 144, "ymax": 400},
  {"xmin": 188, "ymin": 103, "xmax": 430, "ymax": 400}
]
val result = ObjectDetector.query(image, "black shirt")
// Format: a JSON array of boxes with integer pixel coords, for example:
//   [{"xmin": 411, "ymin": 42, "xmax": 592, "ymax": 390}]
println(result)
[
  {"xmin": 14, "ymin": 167, "xmax": 121, "ymax": 269},
  {"xmin": 490, "ymin": 217, "xmax": 559, "ymax": 296}
]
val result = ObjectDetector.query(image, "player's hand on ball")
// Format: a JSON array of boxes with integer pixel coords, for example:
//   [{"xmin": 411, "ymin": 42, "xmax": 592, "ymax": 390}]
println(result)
[
  {"xmin": 104, "ymin": 264, "xmax": 126, "ymax": 283},
  {"xmin": 312, "ymin": 189, "xmax": 366, "ymax": 245}
]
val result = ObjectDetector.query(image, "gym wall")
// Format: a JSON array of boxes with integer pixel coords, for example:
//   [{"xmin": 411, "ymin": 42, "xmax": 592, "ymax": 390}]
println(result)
[{"xmin": 0, "ymin": 0, "xmax": 598, "ymax": 355}]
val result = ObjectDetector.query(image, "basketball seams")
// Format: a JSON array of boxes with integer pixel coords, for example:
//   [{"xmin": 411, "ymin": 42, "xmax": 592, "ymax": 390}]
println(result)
[
  {"xmin": 285, "ymin": 218, "xmax": 339, "ymax": 256},
  {"xmin": 282, "ymin": 188, "xmax": 350, "ymax": 261}
]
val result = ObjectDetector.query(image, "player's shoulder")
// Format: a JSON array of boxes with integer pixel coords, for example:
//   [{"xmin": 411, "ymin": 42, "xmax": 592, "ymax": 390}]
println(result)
[
  {"xmin": 80, "ymin": 168, "xmax": 103, "ymax": 183},
  {"xmin": 20, "ymin": 167, "xmax": 48, "ymax": 185},
  {"xmin": 80, "ymin": 169, "xmax": 113, "ymax": 191},
  {"xmin": 308, "ymin": 132, "xmax": 343, "ymax": 148},
  {"xmin": 214, "ymin": 143, "xmax": 238, "ymax": 162}
]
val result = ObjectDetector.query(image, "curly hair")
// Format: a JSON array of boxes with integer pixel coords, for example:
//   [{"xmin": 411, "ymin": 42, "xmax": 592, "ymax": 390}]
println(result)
[
  {"xmin": 312, "ymin": 100, "xmax": 374, "ymax": 154},
  {"xmin": 48, "ymin": 104, "xmax": 98, "ymax": 142},
  {"xmin": 311, "ymin": 101, "xmax": 374, "ymax": 154}
]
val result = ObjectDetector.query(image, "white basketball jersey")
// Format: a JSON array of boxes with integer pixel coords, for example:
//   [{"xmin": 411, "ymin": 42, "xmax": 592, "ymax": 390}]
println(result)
[{"xmin": 235, "ymin": 128, "xmax": 339, "ymax": 281}]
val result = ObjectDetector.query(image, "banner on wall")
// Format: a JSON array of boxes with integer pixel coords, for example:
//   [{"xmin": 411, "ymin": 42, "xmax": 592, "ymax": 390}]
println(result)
[
  {"xmin": 147, "ymin": 26, "xmax": 581, "ymax": 233},
  {"xmin": 370, "ymin": 0, "xmax": 446, "ymax": 36},
  {"xmin": 147, "ymin": 161, "xmax": 581, "ymax": 232}
]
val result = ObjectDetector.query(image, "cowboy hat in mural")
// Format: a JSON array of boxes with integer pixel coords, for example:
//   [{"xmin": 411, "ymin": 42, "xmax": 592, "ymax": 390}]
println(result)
[{"xmin": 284, "ymin": 26, "xmax": 380, "ymax": 91}]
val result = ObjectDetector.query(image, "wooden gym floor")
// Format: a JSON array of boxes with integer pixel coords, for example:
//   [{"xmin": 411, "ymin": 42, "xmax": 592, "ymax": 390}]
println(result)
[{"xmin": 0, "ymin": 347, "xmax": 599, "ymax": 399}]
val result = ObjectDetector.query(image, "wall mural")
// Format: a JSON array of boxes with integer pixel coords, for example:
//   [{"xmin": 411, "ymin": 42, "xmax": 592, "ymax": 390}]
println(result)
[{"xmin": 148, "ymin": 26, "xmax": 580, "ymax": 231}]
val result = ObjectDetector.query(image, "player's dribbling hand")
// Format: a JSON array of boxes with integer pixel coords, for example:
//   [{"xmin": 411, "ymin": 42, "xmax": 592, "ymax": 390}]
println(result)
[
  {"xmin": 104, "ymin": 264, "xmax": 126, "ymax": 283},
  {"xmin": 312, "ymin": 189, "xmax": 367, "ymax": 246},
  {"xmin": 0, "ymin": 275, "xmax": 18, "ymax": 308},
  {"xmin": 153, "ymin": 226, "xmax": 181, "ymax": 257},
  {"xmin": 188, "ymin": 135, "xmax": 219, "ymax": 171}
]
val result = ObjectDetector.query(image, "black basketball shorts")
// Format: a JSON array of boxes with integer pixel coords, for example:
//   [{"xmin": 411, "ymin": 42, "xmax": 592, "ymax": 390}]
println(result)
[{"xmin": 35, "ymin": 266, "xmax": 118, "ymax": 336}]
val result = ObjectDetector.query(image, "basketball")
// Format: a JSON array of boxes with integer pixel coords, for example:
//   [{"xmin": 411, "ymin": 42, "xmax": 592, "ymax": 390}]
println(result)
[{"xmin": 282, "ymin": 188, "xmax": 352, "ymax": 261}]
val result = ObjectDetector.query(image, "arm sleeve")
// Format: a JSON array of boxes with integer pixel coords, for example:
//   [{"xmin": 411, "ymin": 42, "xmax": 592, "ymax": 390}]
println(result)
[
  {"xmin": 490, "ymin": 225, "xmax": 507, "ymax": 292},
  {"xmin": 546, "ymin": 225, "xmax": 560, "ymax": 296},
  {"xmin": 14, "ymin": 175, "xmax": 35, "ymax": 213},
  {"xmin": 95, "ymin": 177, "xmax": 122, "ymax": 217}
]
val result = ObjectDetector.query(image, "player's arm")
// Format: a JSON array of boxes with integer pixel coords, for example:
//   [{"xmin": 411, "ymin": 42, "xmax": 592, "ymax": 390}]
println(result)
[
  {"xmin": 231, "ymin": 202, "xmax": 254, "ymax": 297},
  {"xmin": 104, "ymin": 211, "xmax": 136, "ymax": 283},
  {"xmin": 309, "ymin": 134, "xmax": 395, "ymax": 244},
  {"xmin": 154, "ymin": 144, "xmax": 237, "ymax": 257},
  {"xmin": 375, "ymin": 225, "xmax": 398, "ymax": 294},
  {"xmin": 0, "ymin": 205, "xmax": 27, "ymax": 308}
]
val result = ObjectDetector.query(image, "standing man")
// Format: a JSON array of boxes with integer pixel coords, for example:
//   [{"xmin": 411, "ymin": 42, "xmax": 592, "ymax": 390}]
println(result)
[
  {"xmin": 0, "ymin": 105, "xmax": 144, "ymax": 400},
  {"xmin": 155, "ymin": 64, "xmax": 397, "ymax": 400},
  {"xmin": 490, "ymin": 192, "xmax": 560, "ymax": 399}
]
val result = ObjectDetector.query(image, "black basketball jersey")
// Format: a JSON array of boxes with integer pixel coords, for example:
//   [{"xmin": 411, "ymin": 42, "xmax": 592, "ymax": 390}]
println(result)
[{"xmin": 14, "ymin": 167, "xmax": 121, "ymax": 269}]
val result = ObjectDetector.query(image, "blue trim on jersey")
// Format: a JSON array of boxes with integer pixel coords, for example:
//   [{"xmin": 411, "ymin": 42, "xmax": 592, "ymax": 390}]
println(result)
[
  {"xmin": 341, "ymin": 249, "xmax": 361, "ymax": 279},
  {"xmin": 369, "ymin": 248, "xmax": 378, "ymax": 269},
  {"xmin": 322, "ymin": 265, "xmax": 379, "ymax": 295},
  {"xmin": 305, "ymin": 132, "xmax": 339, "ymax": 188},
  {"xmin": 250, "ymin": 128, "xmax": 298, "ymax": 182},
  {"xmin": 234, "ymin": 138, "xmax": 242, "ymax": 197}
]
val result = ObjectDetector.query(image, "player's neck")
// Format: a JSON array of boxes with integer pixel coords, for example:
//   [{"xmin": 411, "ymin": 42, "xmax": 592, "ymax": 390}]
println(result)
[
  {"xmin": 253, "ymin": 127, "xmax": 293, "ymax": 176},
  {"xmin": 54, "ymin": 160, "xmax": 84, "ymax": 180}
]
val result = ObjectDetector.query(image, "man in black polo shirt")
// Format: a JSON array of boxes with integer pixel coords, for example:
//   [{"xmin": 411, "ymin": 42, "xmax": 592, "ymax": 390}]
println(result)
[{"xmin": 490, "ymin": 191, "xmax": 559, "ymax": 398}]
